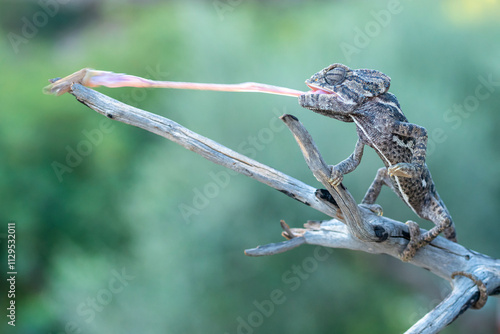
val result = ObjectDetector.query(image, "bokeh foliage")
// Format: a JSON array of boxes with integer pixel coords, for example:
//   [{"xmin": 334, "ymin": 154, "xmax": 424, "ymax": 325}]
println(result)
[{"xmin": 0, "ymin": 0, "xmax": 499, "ymax": 333}]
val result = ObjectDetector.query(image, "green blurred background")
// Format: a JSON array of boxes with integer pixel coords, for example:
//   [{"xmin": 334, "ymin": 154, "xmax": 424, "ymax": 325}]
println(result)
[{"xmin": 1, "ymin": 0, "xmax": 499, "ymax": 333}]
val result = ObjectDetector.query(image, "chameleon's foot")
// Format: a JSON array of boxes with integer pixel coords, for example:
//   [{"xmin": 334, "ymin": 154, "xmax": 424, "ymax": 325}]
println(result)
[
  {"xmin": 388, "ymin": 163, "xmax": 418, "ymax": 178},
  {"xmin": 401, "ymin": 221, "xmax": 448, "ymax": 261},
  {"xmin": 327, "ymin": 165, "xmax": 344, "ymax": 187},
  {"xmin": 400, "ymin": 221, "xmax": 423, "ymax": 261},
  {"xmin": 359, "ymin": 203, "xmax": 383, "ymax": 216}
]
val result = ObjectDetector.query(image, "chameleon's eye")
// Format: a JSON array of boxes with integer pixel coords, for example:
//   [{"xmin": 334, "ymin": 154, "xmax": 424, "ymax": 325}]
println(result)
[{"xmin": 325, "ymin": 67, "xmax": 346, "ymax": 85}]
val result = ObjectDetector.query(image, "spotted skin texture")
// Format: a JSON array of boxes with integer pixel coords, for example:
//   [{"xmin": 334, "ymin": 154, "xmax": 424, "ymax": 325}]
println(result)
[{"xmin": 299, "ymin": 63, "xmax": 457, "ymax": 261}]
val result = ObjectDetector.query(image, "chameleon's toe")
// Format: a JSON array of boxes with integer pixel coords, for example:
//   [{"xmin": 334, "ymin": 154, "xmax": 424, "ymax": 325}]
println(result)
[
  {"xmin": 400, "ymin": 221, "xmax": 422, "ymax": 262},
  {"xmin": 401, "ymin": 242, "xmax": 417, "ymax": 262},
  {"xmin": 389, "ymin": 166, "xmax": 411, "ymax": 178},
  {"xmin": 328, "ymin": 177, "xmax": 342, "ymax": 187},
  {"xmin": 388, "ymin": 163, "xmax": 418, "ymax": 178},
  {"xmin": 359, "ymin": 203, "xmax": 383, "ymax": 216},
  {"xmin": 328, "ymin": 167, "xmax": 344, "ymax": 187}
]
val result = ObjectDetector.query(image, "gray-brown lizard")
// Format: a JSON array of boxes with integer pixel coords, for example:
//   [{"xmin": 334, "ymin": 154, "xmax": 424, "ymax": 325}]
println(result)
[
  {"xmin": 299, "ymin": 63, "xmax": 457, "ymax": 261},
  {"xmin": 44, "ymin": 65, "xmax": 456, "ymax": 260}
]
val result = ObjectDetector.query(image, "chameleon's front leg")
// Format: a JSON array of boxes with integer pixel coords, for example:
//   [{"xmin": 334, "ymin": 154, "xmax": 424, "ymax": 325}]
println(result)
[
  {"xmin": 388, "ymin": 122, "xmax": 428, "ymax": 178},
  {"xmin": 328, "ymin": 139, "xmax": 364, "ymax": 186},
  {"xmin": 299, "ymin": 93, "xmax": 365, "ymax": 186}
]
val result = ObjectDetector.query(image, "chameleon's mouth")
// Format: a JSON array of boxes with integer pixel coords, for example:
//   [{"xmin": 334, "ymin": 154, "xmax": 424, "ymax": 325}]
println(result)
[
  {"xmin": 305, "ymin": 83, "xmax": 334, "ymax": 95},
  {"xmin": 303, "ymin": 83, "xmax": 347, "ymax": 104}
]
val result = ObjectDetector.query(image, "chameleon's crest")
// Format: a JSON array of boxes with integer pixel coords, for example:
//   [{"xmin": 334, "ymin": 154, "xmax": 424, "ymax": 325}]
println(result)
[{"xmin": 352, "ymin": 67, "xmax": 391, "ymax": 97}]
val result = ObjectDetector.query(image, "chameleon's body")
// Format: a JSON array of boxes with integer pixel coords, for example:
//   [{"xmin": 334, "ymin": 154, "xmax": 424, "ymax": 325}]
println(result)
[{"xmin": 299, "ymin": 63, "xmax": 456, "ymax": 260}]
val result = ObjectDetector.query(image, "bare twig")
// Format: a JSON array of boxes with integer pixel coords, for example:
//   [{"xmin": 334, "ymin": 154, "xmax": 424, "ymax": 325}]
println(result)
[
  {"xmin": 61, "ymin": 83, "xmax": 500, "ymax": 334},
  {"xmin": 244, "ymin": 236, "xmax": 306, "ymax": 256}
]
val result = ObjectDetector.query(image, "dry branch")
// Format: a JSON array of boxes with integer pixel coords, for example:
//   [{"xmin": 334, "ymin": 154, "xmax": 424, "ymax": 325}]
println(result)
[{"xmin": 63, "ymin": 83, "xmax": 499, "ymax": 334}]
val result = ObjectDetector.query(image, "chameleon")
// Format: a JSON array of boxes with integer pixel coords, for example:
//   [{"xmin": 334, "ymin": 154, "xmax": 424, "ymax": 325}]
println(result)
[
  {"xmin": 298, "ymin": 63, "xmax": 457, "ymax": 261},
  {"xmin": 44, "ymin": 66, "xmax": 456, "ymax": 260}
]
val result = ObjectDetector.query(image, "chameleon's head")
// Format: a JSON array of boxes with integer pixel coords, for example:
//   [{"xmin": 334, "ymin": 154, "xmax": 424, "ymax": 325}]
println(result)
[{"xmin": 299, "ymin": 63, "xmax": 391, "ymax": 121}]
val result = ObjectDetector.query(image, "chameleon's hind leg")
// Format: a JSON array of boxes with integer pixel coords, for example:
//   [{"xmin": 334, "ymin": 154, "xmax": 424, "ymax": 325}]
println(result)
[
  {"xmin": 363, "ymin": 170, "xmax": 456, "ymax": 261},
  {"xmin": 423, "ymin": 195, "xmax": 457, "ymax": 242},
  {"xmin": 401, "ymin": 196, "xmax": 455, "ymax": 261}
]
